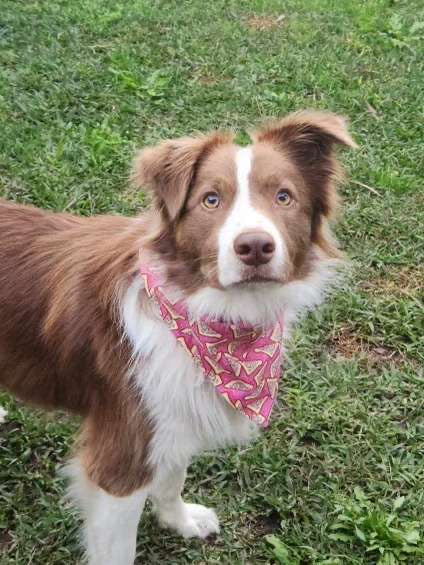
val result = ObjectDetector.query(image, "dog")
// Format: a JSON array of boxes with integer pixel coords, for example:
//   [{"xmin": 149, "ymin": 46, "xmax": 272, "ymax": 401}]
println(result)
[{"xmin": 0, "ymin": 111, "xmax": 355, "ymax": 564}]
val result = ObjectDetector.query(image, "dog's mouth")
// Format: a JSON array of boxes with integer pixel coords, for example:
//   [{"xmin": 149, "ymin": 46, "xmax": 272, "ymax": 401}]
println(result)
[
  {"xmin": 231, "ymin": 267, "xmax": 283, "ymax": 287},
  {"xmin": 236, "ymin": 275, "xmax": 276, "ymax": 285}
]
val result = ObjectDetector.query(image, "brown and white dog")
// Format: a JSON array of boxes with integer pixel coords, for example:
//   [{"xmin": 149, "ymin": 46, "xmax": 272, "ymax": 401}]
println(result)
[{"xmin": 0, "ymin": 112, "xmax": 355, "ymax": 564}]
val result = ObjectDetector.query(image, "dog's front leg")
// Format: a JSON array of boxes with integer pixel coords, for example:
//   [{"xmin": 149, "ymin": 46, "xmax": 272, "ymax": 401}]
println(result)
[
  {"xmin": 149, "ymin": 463, "xmax": 220, "ymax": 539},
  {"xmin": 65, "ymin": 458, "xmax": 147, "ymax": 565},
  {"xmin": 84, "ymin": 486, "xmax": 147, "ymax": 565}
]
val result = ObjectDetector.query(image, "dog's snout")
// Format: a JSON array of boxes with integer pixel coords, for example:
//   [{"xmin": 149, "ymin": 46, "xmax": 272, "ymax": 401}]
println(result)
[{"xmin": 233, "ymin": 231, "xmax": 275, "ymax": 266}]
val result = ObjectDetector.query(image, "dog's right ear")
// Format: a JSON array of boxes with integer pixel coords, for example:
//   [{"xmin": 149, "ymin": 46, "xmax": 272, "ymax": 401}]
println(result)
[{"xmin": 132, "ymin": 133, "xmax": 231, "ymax": 222}]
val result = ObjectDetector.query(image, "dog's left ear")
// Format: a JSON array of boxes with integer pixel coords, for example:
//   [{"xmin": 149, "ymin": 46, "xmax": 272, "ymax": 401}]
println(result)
[
  {"xmin": 255, "ymin": 111, "xmax": 357, "ymax": 219},
  {"xmin": 255, "ymin": 111, "xmax": 356, "ymax": 187},
  {"xmin": 255, "ymin": 110, "xmax": 357, "ymax": 158},
  {"xmin": 132, "ymin": 133, "xmax": 231, "ymax": 221}
]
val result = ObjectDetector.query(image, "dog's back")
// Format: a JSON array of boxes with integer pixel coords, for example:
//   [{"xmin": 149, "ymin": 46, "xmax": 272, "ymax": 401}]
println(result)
[{"xmin": 0, "ymin": 200, "xmax": 139, "ymax": 413}]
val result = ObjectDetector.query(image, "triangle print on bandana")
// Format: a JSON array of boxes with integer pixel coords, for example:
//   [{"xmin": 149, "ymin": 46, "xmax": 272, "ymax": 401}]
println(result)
[{"xmin": 140, "ymin": 265, "xmax": 284, "ymax": 426}]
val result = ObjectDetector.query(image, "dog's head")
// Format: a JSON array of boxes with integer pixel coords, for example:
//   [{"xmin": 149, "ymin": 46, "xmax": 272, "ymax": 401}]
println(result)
[{"xmin": 134, "ymin": 112, "xmax": 355, "ymax": 319}]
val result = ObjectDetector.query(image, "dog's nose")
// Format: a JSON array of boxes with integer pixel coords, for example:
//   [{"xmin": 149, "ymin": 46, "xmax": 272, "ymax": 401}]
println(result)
[{"xmin": 233, "ymin": 231, "xmax": 275, "ymax": 266}]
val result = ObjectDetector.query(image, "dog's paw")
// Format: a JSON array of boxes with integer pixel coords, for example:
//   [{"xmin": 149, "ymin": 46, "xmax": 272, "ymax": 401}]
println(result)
[{"xmin": 159, "ymin": 502, "xmax": 220, "ymax": 539}]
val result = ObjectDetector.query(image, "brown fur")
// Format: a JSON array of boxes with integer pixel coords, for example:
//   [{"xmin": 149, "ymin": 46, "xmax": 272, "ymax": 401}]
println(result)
[
  {"xmin": 0, "ymin": 200, "xmax": 152, "ymax": 494},
  {"xmin": 132, "ymin": 132, "xmax": 233, "ymax": 223},
  {"xmin": 255, "ymin": 111, "xmax": 356, "ymax": 258},
  {"xmin": 132, "ymin": 132, "xmax": 235, "ymax": 293}
]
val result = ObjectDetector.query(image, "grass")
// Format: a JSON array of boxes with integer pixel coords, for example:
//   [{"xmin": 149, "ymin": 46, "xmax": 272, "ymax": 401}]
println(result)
[{"xmin": 0, "ymin": 0, "xmax": 423, "ymax": 563}]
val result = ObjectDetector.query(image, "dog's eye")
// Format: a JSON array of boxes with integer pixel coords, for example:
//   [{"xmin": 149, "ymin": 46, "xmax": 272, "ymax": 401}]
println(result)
[
  {"xmin": 202, "ymin": 192, "xmax": 220, "ymax": 209},
  {"xmin": 276, "ymin": 190, "xmax": 292, "ymax": 206}
]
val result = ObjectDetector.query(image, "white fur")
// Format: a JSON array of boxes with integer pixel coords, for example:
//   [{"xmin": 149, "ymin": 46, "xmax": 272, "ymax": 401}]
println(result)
[
  {"xmin": 217, "ymin": 147, "xmax": 286, "ymax": 287},
  {"xmin": 64, "ymin": 456, "xmax": 219, "ymax": 564},
  {"xmin": 123, "ymin": 278, "xmax": 258, "ymax": 472},
  {"xmin": 0, "ymin": 406, "xmax": 7, "ymax": 423},
  {"xmin": 63, "ymin": 459, "xmax": 147, "ymax": 565},
  {"xmin": 188, "ymin": 248, "xmax": 342, "ymax": 328},
  {"xmin": 150, "ymin": 465, "xmax": 219, "ymax": 538}
]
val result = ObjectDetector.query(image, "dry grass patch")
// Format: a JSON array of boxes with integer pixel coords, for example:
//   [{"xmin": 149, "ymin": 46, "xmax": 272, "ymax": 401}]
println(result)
[
  {"xmin": 246, "ymin": 14, "xmax": 285, "ymax": 31},
  {"xmin": 360, "ymin": 265, "xmax": 424, "ymax": 297},
  {"xmin": 328, "ymin": 326, "xmax": 404, "ymax": 365},
  {"xmin": 196, "ymin": 75, "xmax": 220, "ymax": 86}
]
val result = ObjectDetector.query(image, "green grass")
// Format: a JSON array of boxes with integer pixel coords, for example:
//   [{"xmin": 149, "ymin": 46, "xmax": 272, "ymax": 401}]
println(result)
[{"xmin": 0, "ymin": 0, "xmax": 423, "ymax": 563}]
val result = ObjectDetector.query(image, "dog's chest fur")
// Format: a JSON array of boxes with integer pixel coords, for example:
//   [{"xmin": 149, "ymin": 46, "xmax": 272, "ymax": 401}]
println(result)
[{"xmin": 122, "ymin": 278, "xmax": 258, "ymax": 469}]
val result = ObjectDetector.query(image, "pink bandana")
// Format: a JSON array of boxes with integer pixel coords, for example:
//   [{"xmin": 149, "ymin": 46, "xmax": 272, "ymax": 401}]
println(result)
[{"xmin": 140, "ymin": 265, "xmax": 284, "ymax": 426}]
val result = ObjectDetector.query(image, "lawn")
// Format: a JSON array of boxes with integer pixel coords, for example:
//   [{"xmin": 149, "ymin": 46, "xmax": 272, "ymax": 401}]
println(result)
[{"xmin": 0, "ymin": 0, "xmax": 423, "ymax": 563}]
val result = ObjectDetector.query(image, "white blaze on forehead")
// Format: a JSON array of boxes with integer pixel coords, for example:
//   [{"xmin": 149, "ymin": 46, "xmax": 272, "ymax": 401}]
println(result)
[
  {"xmin": 236, "ymin": 146, "xmax": 253, "ymax": 201},
  {"xmin": 217, "ymin": 146, "xmax": 285, "ymax": 287}
]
